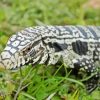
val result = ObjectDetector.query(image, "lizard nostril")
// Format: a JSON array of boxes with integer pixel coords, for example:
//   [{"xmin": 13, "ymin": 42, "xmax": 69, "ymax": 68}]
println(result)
[{"xmin": 28, "ymin": 47, "xmax": 31, "ymax": 51}]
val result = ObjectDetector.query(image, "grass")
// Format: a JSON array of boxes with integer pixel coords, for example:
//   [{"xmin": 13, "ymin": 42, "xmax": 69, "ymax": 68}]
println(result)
[
  {"xmin": 0, "ymin": 65, "xmax": 100, "ymax": 100},
  {"xmin": 0, "ymin": 0, "xmax": 100, "ymax": 100}
]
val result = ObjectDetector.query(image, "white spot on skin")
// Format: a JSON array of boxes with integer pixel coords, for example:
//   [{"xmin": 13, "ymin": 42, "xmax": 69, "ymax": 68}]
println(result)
[
  {"xmin": 91, "ymin": 60, "xmax": 94, "ymax": 63},
  {"xmin": 1, "ymin": 52, "xmax": 11, "ymax": 59},
  {"xmin": 10, "ymin": 35, "xmax": 16, "ymax": 41},
  {"xmin": 91, "ymin": 69, "xmax": 94, "ymax": 72},
  {"xmin": 95, "ymin": 74, "xmax": 98, "ymax": 77},
  {"xmin": 10, "ymin": 48, "xmax": 17, "ymax": 54},
  {"xmin": 89, "ymin": 38, "xmax": 95, "ymax": 41},
  {"xmin": 20, "ymin": 40, "xmax": 31, "ymax": 46},
  {"xmin": 86, "ymin": 60, "xmax": 89, "ymax": 64},
  {"xmin": 39, "ymin": 53, "xmax": 48, "ymax": 64},
  {"xmin": 72, "ymin": 59, "xmax": 78, "ymax": 63},
  {"xmin": 10, "ymin": 63, "xmax": 16, "ymax": 69},
  {"xmin": 82, "ymin": 62, "xmax": 86, "ymax": 66},
  {"xmin": 69, "ymin": 64, "xmax": 74, "ymax": 68},
  {"xmin": 21, "ymin": 42, "xmax": 28, "ymax": 45},
  {"xmin": 12, "ymin": 41, "xmax": 20, "ymax": 47},
  {"xmin": 17, "ymin": 36, "xmax": 22, "ymax": 40},
  {"xmin": 33, "ymin": 55, "xmax": 41, "ymax": 64},
  {"xmin": 18, "ymin": 45, "xmax": 24, "ymax": 49},
  {"xmin": 88, "ymin": 65, "xmax": 91, "ymax": 68},
  {"xmin": 94, "ymin": 56, "xmax": 98, "ymax": 59},
  {"xmin": 85, "ymin": 66, "xmax": 88, "ymax": 69},
  {"xmin": 4, "ymin": 46, "xmax": 11, "ymax": 50}
]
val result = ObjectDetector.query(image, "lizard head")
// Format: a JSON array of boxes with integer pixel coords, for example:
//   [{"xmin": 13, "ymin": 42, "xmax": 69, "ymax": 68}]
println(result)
[{"xmin": 0, "ymin": 27, "xmax": 45, "ymax": 70}]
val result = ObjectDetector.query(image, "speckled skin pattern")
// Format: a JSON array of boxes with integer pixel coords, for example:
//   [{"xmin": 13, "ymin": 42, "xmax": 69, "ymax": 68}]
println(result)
[{"xmin": 0, "ymin": 26, "xmax": 100, "ymax": 93}]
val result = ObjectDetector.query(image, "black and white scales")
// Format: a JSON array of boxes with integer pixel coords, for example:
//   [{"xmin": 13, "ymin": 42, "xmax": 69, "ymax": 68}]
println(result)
[{"xmin": 0, "ymin": 25, "xmax": 100, "ymax": 93}]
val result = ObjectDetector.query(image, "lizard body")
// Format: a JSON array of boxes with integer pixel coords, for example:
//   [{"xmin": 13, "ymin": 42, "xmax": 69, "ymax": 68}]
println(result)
[{"xmin": 0, "ymin": 26, "xmax": 100, "ymax": 93}]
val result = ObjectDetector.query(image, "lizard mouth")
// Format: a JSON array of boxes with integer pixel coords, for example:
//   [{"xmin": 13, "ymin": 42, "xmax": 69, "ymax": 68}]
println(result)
[{"xmin": 0, "ymin": 62, "xmax": 6, "ymax": 70}]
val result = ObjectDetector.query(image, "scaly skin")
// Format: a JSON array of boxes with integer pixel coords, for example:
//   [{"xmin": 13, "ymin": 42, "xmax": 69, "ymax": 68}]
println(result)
[{"xmin": 0, "ymin": 26, "xmax": 100, "ymax": 93}]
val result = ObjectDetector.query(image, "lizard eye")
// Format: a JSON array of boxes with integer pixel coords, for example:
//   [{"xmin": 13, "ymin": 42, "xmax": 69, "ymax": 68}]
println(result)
[{"xmin": 22, "ymin": 46, "xmax": 32, "ymax": 55}]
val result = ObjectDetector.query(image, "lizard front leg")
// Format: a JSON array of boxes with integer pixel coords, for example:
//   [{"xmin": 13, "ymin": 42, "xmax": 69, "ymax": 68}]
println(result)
[{"xmin": 73, "ymin": 57, "xmax": 99, "ymax": 93}]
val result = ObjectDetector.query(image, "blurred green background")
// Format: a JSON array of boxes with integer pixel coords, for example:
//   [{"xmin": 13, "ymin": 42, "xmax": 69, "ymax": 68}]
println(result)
[
  {"xmin": 0, "ymin": 0, "xmax": 100, "ymax": 100},
  {"xmin": 0, "ymin": 0, "xmax": 100, "ymax": 51}
]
